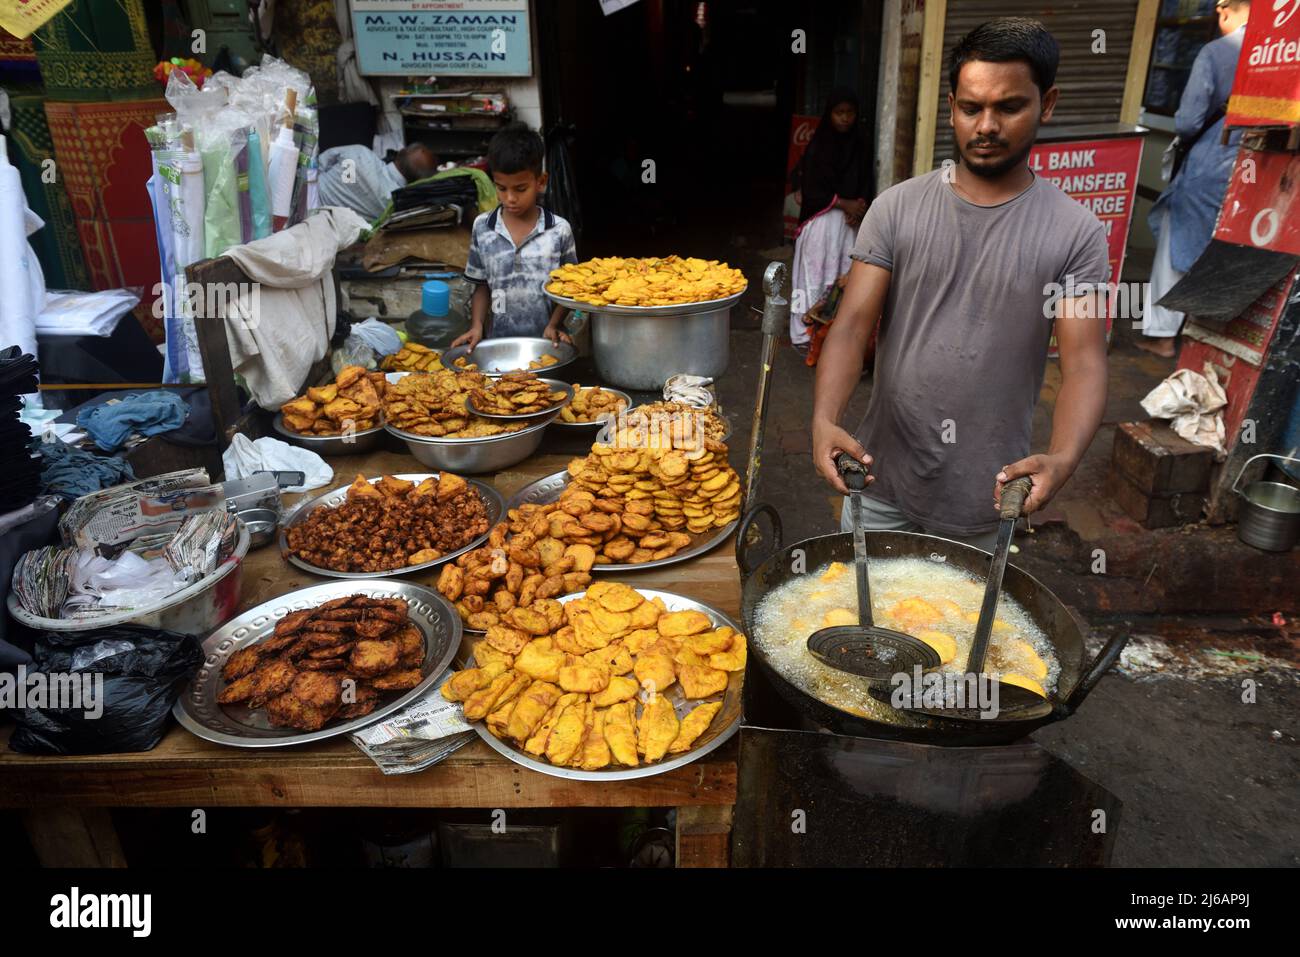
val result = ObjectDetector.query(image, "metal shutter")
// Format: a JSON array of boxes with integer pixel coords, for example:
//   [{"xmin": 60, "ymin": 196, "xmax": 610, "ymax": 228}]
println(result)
[{"xmin": 931, "ymin": 0, "xmax": 1138, "ymax": 167}]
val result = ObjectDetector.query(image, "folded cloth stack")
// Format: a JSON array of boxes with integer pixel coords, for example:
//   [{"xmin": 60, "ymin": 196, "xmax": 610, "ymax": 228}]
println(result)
[
  {"xmin": 36, "ymin": 438, "xmax": 135, "ymax": 500},
  {"xmin": 0, "ymin": 346, "xmax": 42, "ymax": 513},
  {"xmin": 76, "ymin": 391, "xmax": 189, "ymax": 452}
]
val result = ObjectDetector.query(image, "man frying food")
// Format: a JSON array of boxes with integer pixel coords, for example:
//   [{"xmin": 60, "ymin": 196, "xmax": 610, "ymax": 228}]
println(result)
[{"xmin": 812, "ymin": 18, "xmax": 1109, "ymax": 551}]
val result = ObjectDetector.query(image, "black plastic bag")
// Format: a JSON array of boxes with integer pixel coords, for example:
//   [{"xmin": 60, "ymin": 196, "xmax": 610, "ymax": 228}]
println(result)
[{"xmin": 6, "ymin": 625, "xmax": 203, "ymax": 755}]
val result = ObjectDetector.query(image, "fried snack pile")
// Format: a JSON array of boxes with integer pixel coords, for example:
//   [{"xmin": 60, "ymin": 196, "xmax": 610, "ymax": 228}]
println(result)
[
  {"xmin": 453, "ymin": 352, "xmax": 560, "ymax": 373},
  {"xmin": 564, "ymin": 434, "xmax": 742, "ymax": 538},
  {"xmin": 382, "ymin": 341, "xmax": 444, "ymax": 373},
  {"xmin": 218, "ymin": 595, "xmax": 425, "ymax": 730},
  {"xmin": 383, "ymin": 369, "xmax": 525, "ymax": 438},
  {"xmin": 285, "ymin": 473, "xmax": 489, "ymax": 572},
  {"xmin": 622, "ymin": 401, "xmax": 727, "ymax": 442},
  {"xmin": 436, "ymin": 522, "xmax": 593, "ymax": 631},
  {"xmin": 470, "ymin": 372, "xmax": 568, "ymax": 416},
  {"xmin": 559, "ymin": 385, "xmax": 628, "ymax": 424},
  {"xmin": 281, "ymin": 366, "xmax": 387, "ymax": 435},
  {"xmin": 546, "ymin": 256, "xmax": 746, "ymax": 307},
  {"xmin": 440, "ymin": 582, "xmax": 743, "ymax": 768}
]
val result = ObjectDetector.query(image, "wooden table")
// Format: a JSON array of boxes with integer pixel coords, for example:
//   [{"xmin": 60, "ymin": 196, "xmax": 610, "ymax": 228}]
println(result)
[{"xmin": 0, "ymin": 447, "xmax": 741, "ymax": 867}]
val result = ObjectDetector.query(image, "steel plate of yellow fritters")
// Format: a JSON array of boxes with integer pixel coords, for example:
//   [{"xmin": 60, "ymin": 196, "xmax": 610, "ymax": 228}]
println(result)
[{"xmin": 451, "ymin": 588, "xmax": 742, "ymax": 781}]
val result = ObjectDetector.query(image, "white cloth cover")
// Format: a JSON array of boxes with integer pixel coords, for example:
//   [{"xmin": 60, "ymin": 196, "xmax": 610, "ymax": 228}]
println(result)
[{"xmin": 222, "ymin": 205, "xmax": 368, "ymax": 409}]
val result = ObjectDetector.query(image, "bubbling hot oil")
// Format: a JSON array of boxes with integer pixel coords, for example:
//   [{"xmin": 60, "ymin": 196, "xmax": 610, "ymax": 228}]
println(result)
[{"xmin": 753, "ymin": 558, "xmax": 1060, "ymax": 722}]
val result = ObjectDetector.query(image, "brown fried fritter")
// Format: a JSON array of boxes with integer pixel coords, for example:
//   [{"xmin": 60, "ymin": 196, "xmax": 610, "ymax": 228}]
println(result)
[
  {"xmin": 273, "ymin": 609, "xmax": 314, "ymax": 636},
  {"xmin": 265, "ymin": 692, "xmax": 331, "ymax": 731},
  {"xmin": 369, "ymin": 668, "xmax": 423, "ymax": 691},
  {"xmin": 394, "ymin": 624, "xmax": 425, "ymax": 668},
  {"xmin": 349, "ymin": 640, "xmax": 400, "ymax": 676},
  {"xmin": 221, "ymin": 645, "xmax": 262, "ymax": 681},
  {"xmin": 246, "ymin": 659, "xmax": 298, "ymax": 708},
  {"xmin": 307, "ymin": 642, "xmax": 355, "ymax": 659},
  {"xmin": 216, "ymin": 672, "xmax": 257, "ymax": 705},
  {"xmin": 290, "ymin": 671, "xmax": 343, "ymax": 710},
  {"xmin": 337, "ymin": 684, "xmax": 380, "ymax": 719},
  {"xmin": 354, "ymin": 617, "xmax": 398, "ymax": 639}
]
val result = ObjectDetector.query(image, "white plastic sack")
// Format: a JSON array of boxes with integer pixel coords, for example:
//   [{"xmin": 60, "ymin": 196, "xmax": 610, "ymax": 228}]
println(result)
[
  {"xmin": 1140, "ymin": 363, "xmax": 1228, "ymax": 458},
  {"xmin": 221, "ymin": 433, "xmax": 333, "ymax": 492},
  {"xmin": 64, "ymin": 550, "xmax": 188, "ymax": 616}
]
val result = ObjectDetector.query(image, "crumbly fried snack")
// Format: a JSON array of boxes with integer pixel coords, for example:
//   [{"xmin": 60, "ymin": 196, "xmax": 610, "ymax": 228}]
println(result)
[
  {"xmin": 279, "ymin": 366, "xmax": 388, "ymax": 436},
  {"xmin": 382, "ymin": 369, "xmax": 527, "ymax": 438},
  {"xmin": 381, "ymin": 341, "xmax": 444, "ymax": 373},
  {"xmin": 285, "ymin": 473, "xmax": 489, "ymax": 573},
  {"xmin": 546, "ymin": 256, "xmax": 746, "ymax": 307},
  {"xmin": 559, "ymin": 385, "xmax": 628, "ymax": 424}
]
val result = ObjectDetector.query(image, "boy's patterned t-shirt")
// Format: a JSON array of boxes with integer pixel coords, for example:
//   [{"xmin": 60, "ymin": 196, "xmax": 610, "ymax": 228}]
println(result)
[{"xmin": 464, "ymin": 207, "xmax": 578, "ymax": 337}]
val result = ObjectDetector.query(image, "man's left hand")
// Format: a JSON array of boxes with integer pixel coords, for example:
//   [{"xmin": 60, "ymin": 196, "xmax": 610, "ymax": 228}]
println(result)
[{"xmin": 994, "ymin": 454, "xmax": 1073, "ymax": 515}]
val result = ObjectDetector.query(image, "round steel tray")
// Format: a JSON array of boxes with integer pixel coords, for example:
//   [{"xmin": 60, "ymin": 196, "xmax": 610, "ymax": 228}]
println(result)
[
  {"xmin": 466, "ymin": 378, "xmax": 573, "ymax": 422},
  {"xmin": 504, "ymin": 470, "xmax": 738, "ymax": 572},
  {"xmin": 466, "ymin": 588, "xmax": 742, "ymax": 780},
  {"xmin": 173, "ymin": 579, "xmax": 461, "ymax": 748},
  {"xmin": 441, "ymin": 337, "xmax": 577, "ymax": 378},
  {"xmin": 279, "ymin": 473, "xmax": 503, "ymax": 579},
  {"xmin": 543, "ymin": 285, "xmax": 747, "ymax": 317}
]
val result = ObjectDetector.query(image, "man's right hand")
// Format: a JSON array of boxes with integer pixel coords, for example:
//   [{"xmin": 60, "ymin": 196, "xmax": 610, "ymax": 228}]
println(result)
[
  {"xmin": 450, "ymin": 325, "xmax": 483, "ymax": 350},
  {"xmin": 813, "ymin": 418, "xmax": 873, "ymax": 495}
]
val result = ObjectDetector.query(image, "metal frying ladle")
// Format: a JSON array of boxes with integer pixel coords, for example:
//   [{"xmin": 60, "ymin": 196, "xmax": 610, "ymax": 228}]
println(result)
[
  {"xmin": 867, "ymin": 473, "xmax": 1053, "ymax": 722},
  {"xmin": 805, "ymin": 452, "xmax": 942, "ymax": 682}
]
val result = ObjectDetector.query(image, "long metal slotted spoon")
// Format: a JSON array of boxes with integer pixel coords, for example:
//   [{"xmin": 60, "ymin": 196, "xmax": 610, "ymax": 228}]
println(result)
[
  {"xmin": 805, "ymin": 453, "xmax": 942, "ymax": 682},
  {"xmin": 869, "ymin": 472, "xmax": 1053, "ymax": 722}
]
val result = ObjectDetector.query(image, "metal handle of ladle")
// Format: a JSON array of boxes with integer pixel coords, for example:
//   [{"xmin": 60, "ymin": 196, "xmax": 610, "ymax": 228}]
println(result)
[{"xmin": 836, "ymin": 451, "xmax": 875, "ymax": 628}]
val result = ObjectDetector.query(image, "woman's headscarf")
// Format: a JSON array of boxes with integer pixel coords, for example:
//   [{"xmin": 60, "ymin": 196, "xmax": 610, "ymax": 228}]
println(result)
[{"xmin": 796, "ymin": 87, "xmax": 871, "ymax": 223}]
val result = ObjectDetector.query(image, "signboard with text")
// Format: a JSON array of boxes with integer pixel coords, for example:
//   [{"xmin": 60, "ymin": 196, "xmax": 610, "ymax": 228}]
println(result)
[
  {"xmin": 1029, "ymin": 133, "xmax": 1145, "ymax": 351},
  {"xmin": 351, "ymin": 0, "xmax": 532, "ymax": 77},
  {"xmin": 1226, "ymin": 0, "xmax": 1300, "ymax": 128}
]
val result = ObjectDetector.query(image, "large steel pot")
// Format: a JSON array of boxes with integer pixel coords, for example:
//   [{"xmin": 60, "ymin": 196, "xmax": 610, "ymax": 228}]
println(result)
[
  {"xmin": 735, "ymin": 504, "xmax": 1129, "ymax": 746},
  {"xmin": 546, "ymin": 287, "xmax": 744, "ymax": 391}
]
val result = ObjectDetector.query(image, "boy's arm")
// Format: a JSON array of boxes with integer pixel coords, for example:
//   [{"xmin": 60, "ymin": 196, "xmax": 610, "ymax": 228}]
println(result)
[
  {"xmin": 543, "ymin": 224, "xmax": 579, "ymax": 344},
  {"xmin": 452, "ymin": 283, "xmax": 490, "ymax": 349}
]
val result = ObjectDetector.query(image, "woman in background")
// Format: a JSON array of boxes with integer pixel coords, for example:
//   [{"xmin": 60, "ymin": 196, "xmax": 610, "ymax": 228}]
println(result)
[{"xmin": 789, "ymin": 88, "xmax": 872, "ymax": 349}]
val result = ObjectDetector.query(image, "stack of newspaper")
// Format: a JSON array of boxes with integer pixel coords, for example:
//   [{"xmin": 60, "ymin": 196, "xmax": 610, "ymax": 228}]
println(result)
[{"xmin": 349, "ymin": 671, "xmax": 477, "ymax": 775}]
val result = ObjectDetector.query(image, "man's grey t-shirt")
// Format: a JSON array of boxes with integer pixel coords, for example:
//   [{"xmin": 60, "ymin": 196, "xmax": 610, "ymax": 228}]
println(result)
[{"xmin": 849, "ymin": 169, "xmax": 1108, "ymax": 535}]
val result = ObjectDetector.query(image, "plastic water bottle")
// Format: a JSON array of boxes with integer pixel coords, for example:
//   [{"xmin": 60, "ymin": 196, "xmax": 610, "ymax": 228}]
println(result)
[{"xmin": 407, "ymin": 277, "xmax": 469, "ymax": 349}]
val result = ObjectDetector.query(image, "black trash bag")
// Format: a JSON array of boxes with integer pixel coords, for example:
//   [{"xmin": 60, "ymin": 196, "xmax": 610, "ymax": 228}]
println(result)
[{"xmin": 7, "ymin": 625, "xmax": 203, "ymax": 755}]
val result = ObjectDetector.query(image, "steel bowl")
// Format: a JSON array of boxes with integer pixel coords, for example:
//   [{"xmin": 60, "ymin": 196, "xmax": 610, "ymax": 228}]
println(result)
[
  {"xmin": 548, "ymin": 385, "xmax": 633, "ymax": 433},
  {"xmin": 272, "ymin": 413, "xmax": 385, "ymax": 456},
  {"xmin": 385, "ymin": 416, "xmax": 552, "ymax": 473},
  {"xmin": 440, "ymin": 337, "xmax": 577, "ymax": 378},
  {"xmin": 6, "ymin": 521, "xmax": 251, "ymax": 635},
  {"xmin": 545, "ymin": 286, "xmax": 745, "ymax": 391},
  {"xmin": 236, "ymin": 507, "xmax": 279, "ymax": 549},
  {"xmin": 467, "ymin": 378, "xmax": 573, "ymax": 423}
]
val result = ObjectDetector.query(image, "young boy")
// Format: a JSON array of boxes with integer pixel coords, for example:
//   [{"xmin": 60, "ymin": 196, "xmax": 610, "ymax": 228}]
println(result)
[{"xmin": 452, "ymin": 124, "xmax": 576, "ymax": 349}]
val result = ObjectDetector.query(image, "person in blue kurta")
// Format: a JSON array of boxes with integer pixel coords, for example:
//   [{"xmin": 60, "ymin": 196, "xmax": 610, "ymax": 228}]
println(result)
[{"xmin": 1142, "ymin": 0, "xmax": 1250, "ymax": 357}]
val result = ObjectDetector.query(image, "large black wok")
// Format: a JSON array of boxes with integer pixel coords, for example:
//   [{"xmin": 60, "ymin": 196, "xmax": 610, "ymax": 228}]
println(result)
[{"xmin": 735, "ymin": 504, "xmax": 1130, "ymax": 746}]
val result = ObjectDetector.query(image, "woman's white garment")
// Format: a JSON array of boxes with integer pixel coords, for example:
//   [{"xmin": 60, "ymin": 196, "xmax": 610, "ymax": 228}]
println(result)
[
  {"xmin": 1145, "ymin": 207, "xmax": 1186, "ymax": 338},
  {"xmin": 789, "ymin": 207, "xmax": 855, "ymax": 345}
]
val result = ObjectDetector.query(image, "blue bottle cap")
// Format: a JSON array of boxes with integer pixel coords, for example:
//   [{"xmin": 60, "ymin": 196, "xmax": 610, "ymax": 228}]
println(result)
[{"xmin": 421, "ymin": 280, "xmax": 451, "ymax": 317}]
